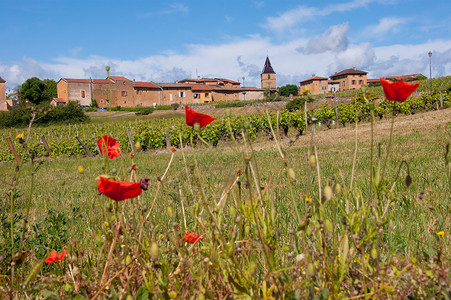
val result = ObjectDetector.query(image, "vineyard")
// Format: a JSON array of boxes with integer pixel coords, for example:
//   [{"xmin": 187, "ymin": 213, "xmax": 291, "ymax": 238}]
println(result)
[{"xmin": 1, "ymin": 91, "xmax": 450, "ymax": 162}]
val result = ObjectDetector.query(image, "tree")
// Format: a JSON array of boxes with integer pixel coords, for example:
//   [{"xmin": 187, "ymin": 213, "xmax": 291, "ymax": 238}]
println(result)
[
  {"xmin": 19, "ymin": 77, "xmax": 56, "ymax": 105},
  {"xmin": 278, "ymin": 84, "xmax": 299, "ymax": 97}
]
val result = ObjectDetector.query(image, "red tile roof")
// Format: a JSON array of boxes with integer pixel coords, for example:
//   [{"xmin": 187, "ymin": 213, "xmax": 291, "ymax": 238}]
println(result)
[
  {"xmin": 330, "ymin": 68, "xmax": 367, "ymax": 78},
  {"xmin": 109, "ymin": 76, "xmax": 130, "ymax": 81},
  {"xmin": 215, "ymin": 78, "xmax": 240, "ymax": 84},
  {"xmin": 156, "ymin": 83, "xmax": 192, "ymax": 88},
  {"xmin": 134, "ymin": 81, "xmax": 160, "ymax": 88},
  {"xmin": 62, "ymin": 78, "xmax": 91, "ymax": 83},
  {"xmin": 52, "ymin": 98, "xmax": 66, "ymax": 103},
  {"xmin": 0, "ymin": 76, "xmax": 5, "ymax": 83},
  {"xmin": 384, "ymin": 74, "xmax": 422, "ymax": 80},
  {"xmin": 367, "ymin": 79, "xmax": 380, "ymax": 83},
  {"xmin": 300, "ymin": 76, "xmax": 328, "ymax": 83},
  {"xmin": 244, "ymin": 87, "xmax": 263, "ymax": 90},
  {"xmin": 189, "ymin": 84, "xmax": 212, "ymax": 91}
]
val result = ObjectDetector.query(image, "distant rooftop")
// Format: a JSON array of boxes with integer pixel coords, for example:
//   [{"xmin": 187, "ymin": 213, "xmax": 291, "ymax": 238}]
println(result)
[{"xmin": 262, "ymin": 56, "xmax": 275, "ymax": 74}]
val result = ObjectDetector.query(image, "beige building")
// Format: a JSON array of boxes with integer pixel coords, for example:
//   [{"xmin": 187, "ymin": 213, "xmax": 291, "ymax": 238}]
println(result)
[
  {"xmin": 0, "ymin": 76, "xmax": 5, "ymax": 102},
  {"xmin": 261, "ymin": 56, "xmax": 276, "ymax": 91},
  {"xmin": 329, "ymin": 68, "xmax": 367, "ymax": 91},
  {"xmin": 57, "ymin": 76, "xmax": 264, "ymax": 107},
  {"xmin": 299, "ymin": 75, "xmax": 329, "ymax": 95}
]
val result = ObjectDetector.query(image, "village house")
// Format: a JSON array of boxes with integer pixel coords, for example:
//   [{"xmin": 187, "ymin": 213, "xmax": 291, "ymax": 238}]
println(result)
[
  {"xmin": 0, "ymin": 76, "xmax": 16, "ymax": 111},
  {"xmin": 329, "ymin": 67, "xmax": 368, "ymax": 91},
  {"xmin": 299, "ymin": 75, "xmax": 329, "ymax": 96},
  {"xmin": 57, "ymin": 75, "xmax": 264, "ymax": 107},
  {"xmin": 50, "ymin": 97, "xmax": 67, "ymax": 107}
]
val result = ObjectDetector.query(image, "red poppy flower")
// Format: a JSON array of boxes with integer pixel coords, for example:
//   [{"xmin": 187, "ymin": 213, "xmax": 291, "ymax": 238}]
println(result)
[
  {"xmin": 97, "ymin": 135, "xmax": 121, "ymax": 159},
  {"xmin": 97, "ymin": 176, "xmax": 142, "ymax": 201},
  {"xmin": 44, "ymin": 250, "xmax": 68, "ymax": 263},
  {"xmin": 380, "ymin": 78, "xmax": 419, "ymax": 102},
  {"xmin": 184, "ymin": 231, "xmax": 203, "ymax": 244},
  {"xmin": 185, "ymin": 106, "xmax": 215, "ymax": 129}
]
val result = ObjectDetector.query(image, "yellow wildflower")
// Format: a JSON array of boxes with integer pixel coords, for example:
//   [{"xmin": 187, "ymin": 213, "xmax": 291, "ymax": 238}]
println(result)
[
  {"xmin": 305, "ymin": 195, "xmax": 312, "ymax": 203},
  {"xmin": 301, "ymin": 87, "xmax": 310, "ymax": 95},
  {"xmin": 436, "ymin": 231, "xmax": 444, "ymax": 236},
  {"xmin": 16, "ymin": 133, "xmax": 24, "ymax": 140}
]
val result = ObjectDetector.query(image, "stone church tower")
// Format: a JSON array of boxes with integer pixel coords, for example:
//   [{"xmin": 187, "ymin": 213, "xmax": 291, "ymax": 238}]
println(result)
[{"xmin": 261, "ymin": 56, "xmax": 276, "ymax": 90}]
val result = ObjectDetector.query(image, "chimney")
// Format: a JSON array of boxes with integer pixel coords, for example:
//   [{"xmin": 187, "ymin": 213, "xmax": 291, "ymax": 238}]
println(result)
[
  {"xmin": 353, "ymin": 67, "xmax": 356, "ymax": 70},
  {"xmin": 133, "ymin": 79, "xmax": 135, "ymax": 87},
  {"xmin": 197, "ymin": 75, "xmax": 200, "ymax": 79},
  {"xmin": 312, "ymin": 74, "xmax": 315, "ymax": 77}
]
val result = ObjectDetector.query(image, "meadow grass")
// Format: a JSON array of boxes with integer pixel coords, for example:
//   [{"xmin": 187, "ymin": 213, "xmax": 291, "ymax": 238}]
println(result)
[{"xmin": 0, "ymin": 111, "xmax": 450, "ymax": 298}]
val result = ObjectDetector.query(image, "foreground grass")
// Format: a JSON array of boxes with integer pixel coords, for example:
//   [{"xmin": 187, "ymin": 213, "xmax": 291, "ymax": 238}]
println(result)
[{"xmin": 0, "ymin": 118, "xmax": 450, "ymax": 298}]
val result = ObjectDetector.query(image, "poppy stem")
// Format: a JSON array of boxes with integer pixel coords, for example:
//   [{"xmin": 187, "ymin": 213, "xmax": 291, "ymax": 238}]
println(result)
[{"xmin": 381, "ymin": 105, "xmax": 396, "ymax": 183}]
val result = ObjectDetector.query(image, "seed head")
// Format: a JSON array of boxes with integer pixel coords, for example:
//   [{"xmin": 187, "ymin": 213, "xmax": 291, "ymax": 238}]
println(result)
[
  {"xmin": 309, "ymin": 155, "xmax": 316, "ymax": 169},
  {"xmin": 324, "ymin": 185, "xmax": 333, "ymax": 201},
  {"xmin": 287, "ymin": 168, "xmax": 295, "ymax": 180},
  {"xmin": 150, "ymin": 242, "xmax": 159, "ymax": 260}
]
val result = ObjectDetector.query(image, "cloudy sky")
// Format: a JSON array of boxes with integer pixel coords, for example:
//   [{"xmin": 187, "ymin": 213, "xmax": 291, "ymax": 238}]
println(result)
[{"xmin": 1, "ymin": 0, "xmax": 450, "ymax": 90}]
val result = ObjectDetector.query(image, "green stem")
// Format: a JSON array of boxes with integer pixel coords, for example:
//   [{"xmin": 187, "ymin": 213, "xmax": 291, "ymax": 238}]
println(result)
[
  {"xmin": 369, "ymin": 107, "xmax": 374, "ymax": 201},
  {"xmin": 381, "ymin": 106, "xmax": 396, "ymax": 182},
  {"xmin": 19, "ymin": 170, "xmax": 35, "ymax": 251}
]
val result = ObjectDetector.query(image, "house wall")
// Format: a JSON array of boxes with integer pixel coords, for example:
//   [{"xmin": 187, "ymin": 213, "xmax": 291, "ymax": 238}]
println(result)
[
  {"xmin": 261, "ymin": 73, "xmax": 276, "ymax": 90},
  {"xmin": 56, "ymin": 80, "xmax": 69, "ymax": 102},
  {"xmin": 0, "ymin": 81, "xmax": 5, "ymax": 101},
  {"xmin": 161, "ymin": 88, "xmax": 193, "ymax": 106},
  {"xmin": 134, "ymin": 88, "xmax": 161, "ymax": 107},
  {"xmin": 108, "ymin": 80, "xmax": 135, "ymax": 107},
  {"xmin": 65, "ymin": 82, "xmax": 91, "ymax": 106},
  {"xmin": 238, "ymin": 90, "xmax": 264, "ymax": 100},
  {"xmin": 192, "ymin": 91, "xmax": 211, "ymax": 103},
  {"xmin": 212, "ymin": 90, "xmax": 240, "ymax": 102},
  {"xmin": 92, "ymin": 83, "xmax": 110, "ymax": 107},
  {"xmin": 332, "ymin": 74, "xmax": 367, "ymax": 91},
  {"xmin": 300, "ymin": 80, "xmax": 329, "ymax": 95}
]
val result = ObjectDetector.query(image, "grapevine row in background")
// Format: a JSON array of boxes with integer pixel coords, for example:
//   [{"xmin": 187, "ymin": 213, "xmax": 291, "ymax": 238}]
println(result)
[{"xmin": 0, "ymin": 91, "xmax": 449, "ymax": 162}]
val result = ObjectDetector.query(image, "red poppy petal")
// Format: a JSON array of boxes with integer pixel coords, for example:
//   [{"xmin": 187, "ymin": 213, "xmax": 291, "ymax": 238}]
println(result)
[
  {"xmin": 56, "ymin": 250, "xmax": 69, "ymax": 261},
  {"xmin": 97, "ymin": 177, "xmax": 142, "ymax": 201},
  {"xmin": 45, "ymin": 251, "xmax": 58, "ymax": 263},
  {"xmin": 380, "ymin": 78, "xmax": 419, "ymax": 102},
  {"xmin": 97, "ymin": 135, "xmax": 122, "ymax": 159},
  {"xmin": 185, "ymin": 106, "xmax": 215, "ymax": 128}
]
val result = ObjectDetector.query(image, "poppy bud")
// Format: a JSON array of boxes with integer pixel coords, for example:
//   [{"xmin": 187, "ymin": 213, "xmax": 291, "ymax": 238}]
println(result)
[
  {"xmin": 309, "ymin": 155, "xmax": 316, "ymax": 169},
  {"xmin": 135, "ymin": 141, "xmax": 142, "ymax": 151},
  {"xmin": 334, "ymin": 183, "xmax": 342, "ymax": 195},
  {"xmin": 308, "ymin": 263, "xmax": 315, "ymax": 276},
  {"xmin": 405, "ymin": 174, "xmax": 412, "ymax": 188},
  {"xmin": 325, "ymin": 219, "xmax": 333, "ymax": 232},
  {"xmin": 111, "ymin": 168, "xmax": 117, "ymax": 175},
  {"xmin": 150, "ymin": 242, "xmax": 159, "ymax": 260},
  {"xmin": 78, "ymin": 166, "xmax": 84, "ymax": 174},
  {"xmin": 229, "ymin": 205, "xmax": 236, "ymax": 218},
  {"xmin": 371, "ymin": 248, "xmax": 378, "ymax": 260},
  {"xmin": 140, "ymin": 177, "xmax": 150, "ymax": 190},
  {"xmin": 324, "ymin": 185, "xmax": 333, "ymax": 201},
  {"xmin": 167, "ymin": 207, "xmax": 173, "ymax": 219},
  {"xmin": 225, "ymin": 108, "xmax": 231, "ymax": 117},
  {"xmin": 105, "ymin": 66, "xmax": 110, "ymax": 72}
]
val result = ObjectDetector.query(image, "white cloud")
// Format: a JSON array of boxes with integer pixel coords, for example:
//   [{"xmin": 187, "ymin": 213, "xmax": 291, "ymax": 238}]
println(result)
[
  {"xmin": 297, "ymin": 23, "xmax": 349, "ymax": 54},
  {"xmin": 263, "ymin": 0, "xmax": 376, "ymax": 33},
  {"xmin": 361, "ymin": 17, "xmax": 410, "ymax": 38},
  {"xmin": 1, "ymin": 36, "xmax": 451, "ymax": 90}
]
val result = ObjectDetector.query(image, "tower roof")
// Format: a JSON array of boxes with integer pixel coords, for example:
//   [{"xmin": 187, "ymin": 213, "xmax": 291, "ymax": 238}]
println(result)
[{"xmin": 262, "ymin": 57, "xmax": 275, "ymax": 74}]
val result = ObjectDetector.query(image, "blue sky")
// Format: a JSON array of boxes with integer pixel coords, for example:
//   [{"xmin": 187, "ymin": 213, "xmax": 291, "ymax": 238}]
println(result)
[{"xmin": 1, "ymin": 0, "xmax": 451, "ymax": 90}]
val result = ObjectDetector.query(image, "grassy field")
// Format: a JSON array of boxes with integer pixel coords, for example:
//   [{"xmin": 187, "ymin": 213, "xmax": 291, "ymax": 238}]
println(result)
[{"xmin": 0, "ymin": 108, "xmax": 450, "ymax": 298}]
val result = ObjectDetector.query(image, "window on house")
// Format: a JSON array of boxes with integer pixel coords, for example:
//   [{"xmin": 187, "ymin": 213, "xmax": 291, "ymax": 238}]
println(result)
[
  {"xmin": 359, "ymin": 80, "xmax": 363, "ymax": 84},
  {"xmin": 122, "ymin": 91, "xmax": 127, "ymax": 97},
  {"xmin": 352, "ymin": 80, "xmax": 356, "ymax": 85},
  {"xmin": 169, "ymin": 94, "xmax": 173, "ymax": 101},
  {"xmin": 267, "ymin": 74, "xmax": 270, "ymax": 79},
  {"xmin": 81, "ymin": 90, "xmax": 85, "ymax": 98},
  {"xmin": 179, "ymin": 91, "xmax": 186, "ymax": 98},
  {"xmin": 205, "ymin": 93, "xmax": 210, "ymax": 97}
]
